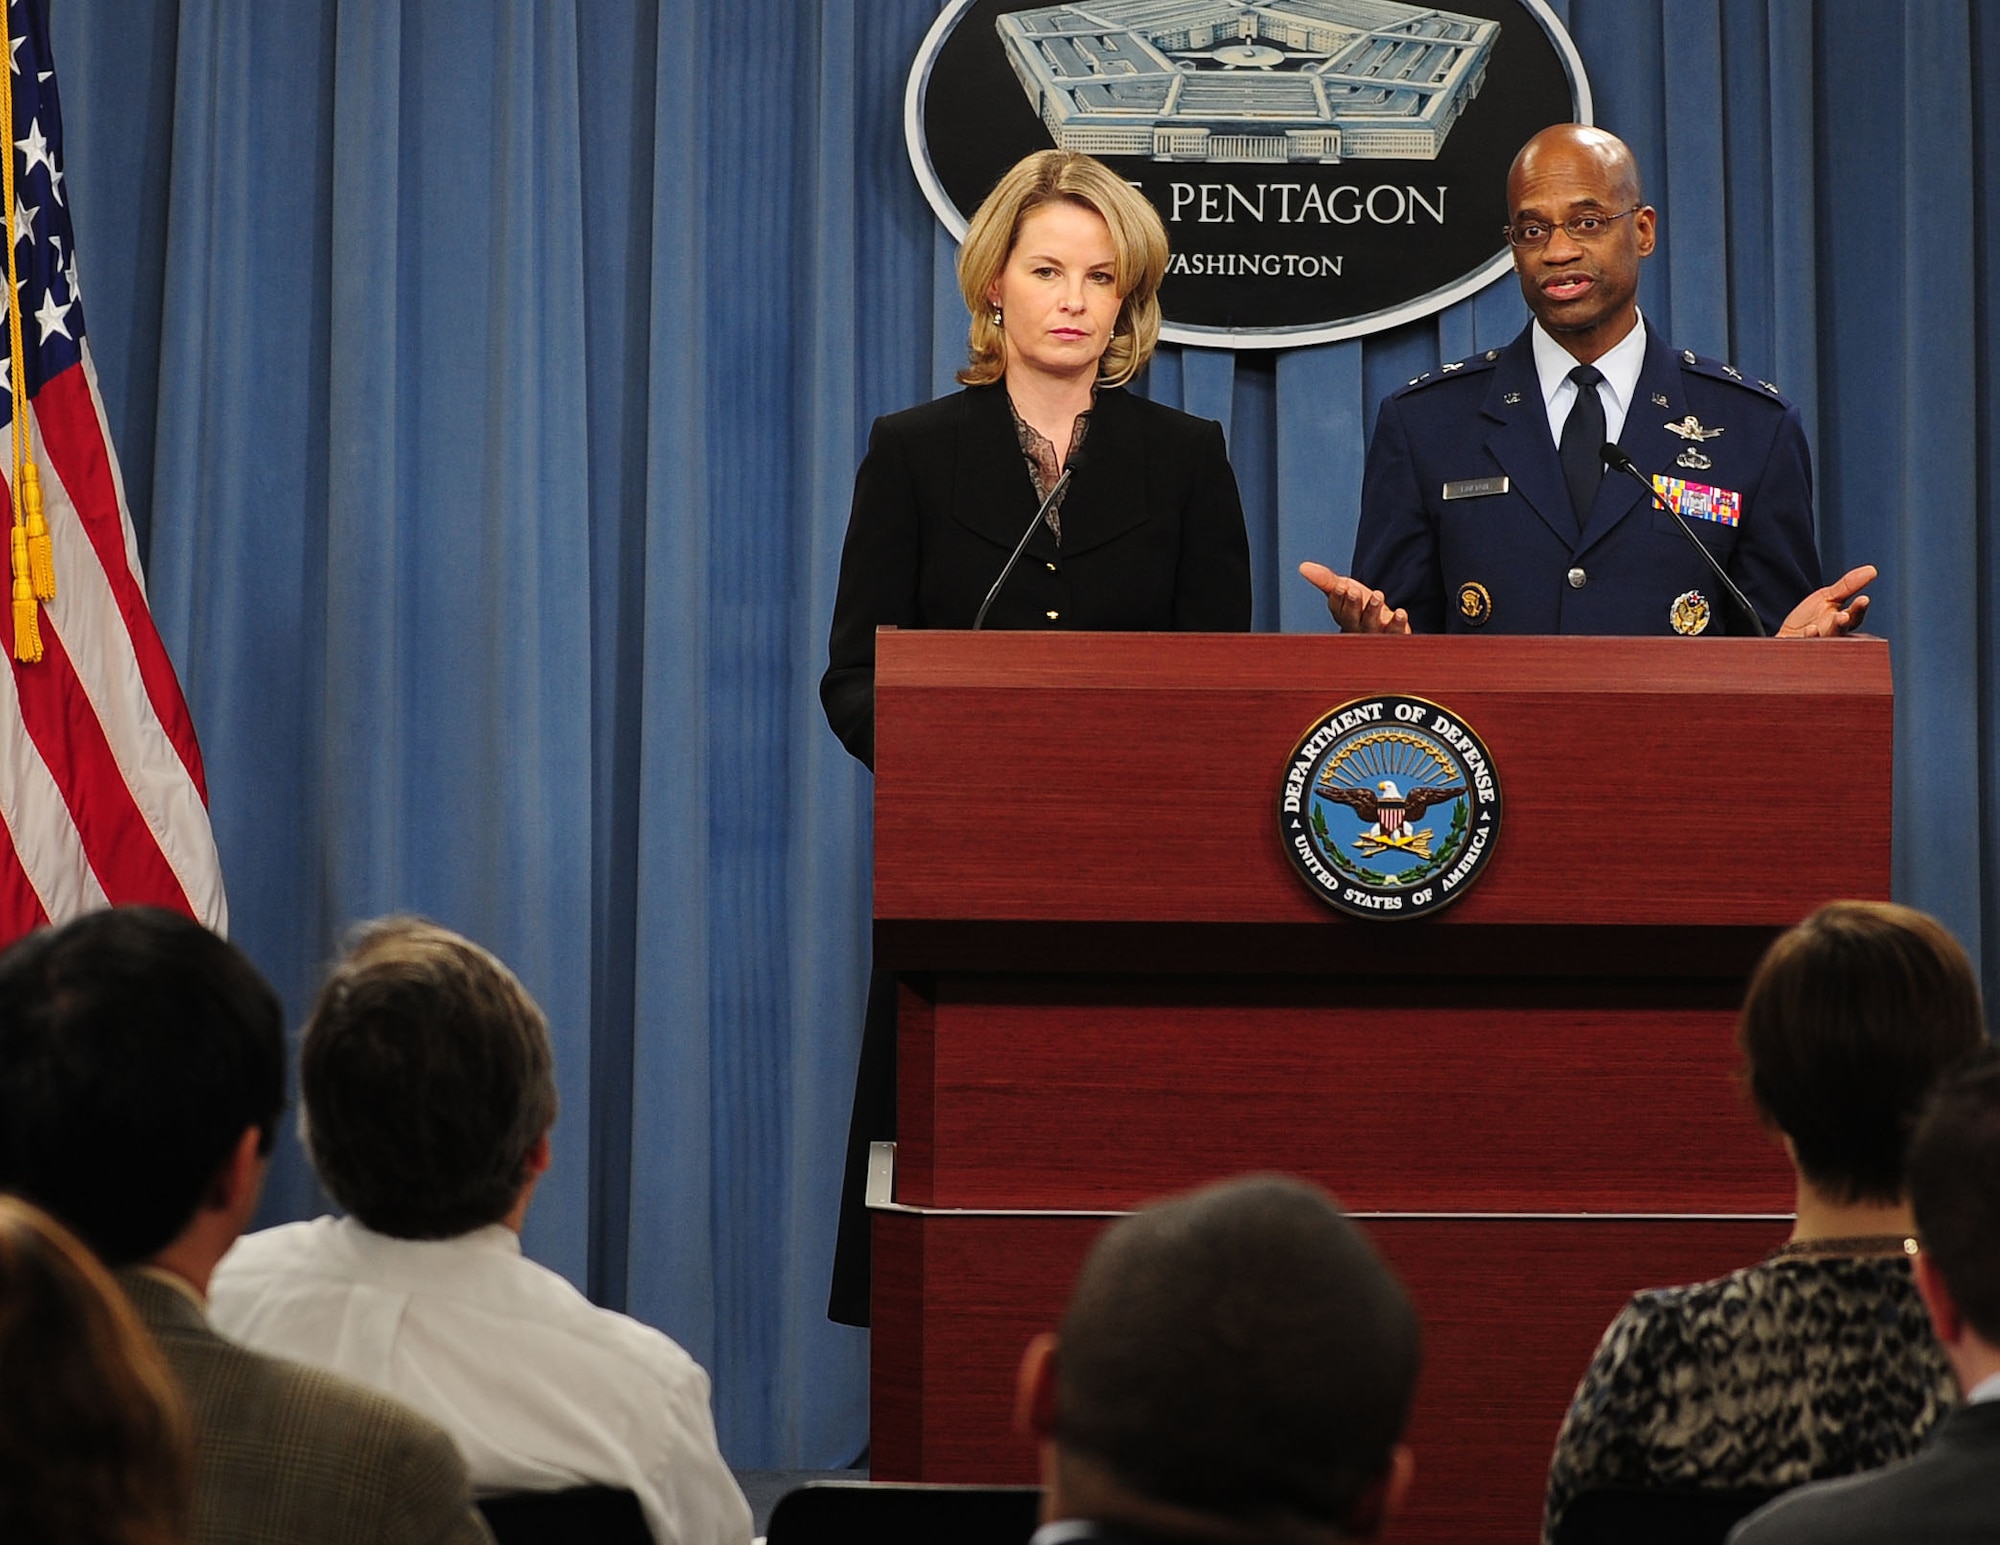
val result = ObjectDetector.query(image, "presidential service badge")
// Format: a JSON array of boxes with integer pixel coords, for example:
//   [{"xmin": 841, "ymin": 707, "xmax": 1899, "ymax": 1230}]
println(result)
[
  {"xmin": 1455, "ymin": 581, "xmax": 1492, "ymax": 627},
  {"xmin": 1279, "ymin": 696, "xmax": 1500, "ymax": 919},
  {"xmin": 1670, "ymin": 590, "xmax": 1712, "ymax": 635}
]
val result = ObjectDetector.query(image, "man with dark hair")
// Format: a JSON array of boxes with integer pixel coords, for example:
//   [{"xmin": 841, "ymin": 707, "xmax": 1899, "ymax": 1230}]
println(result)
[
  {"xmin": 0, "ymin": 906, "xmax": 491, "ymax": 1545},
  {"xmin": 210, "ymin": 916, "xmax": 749, "ymax": 1545},
  {"xmin": 1730, "ymin": 1048, "xmax": 2000, "ymax": 1542},
  {"xmin": 1015, "ymin": 1174, "xmax": 1420, "ymax": 1544}
]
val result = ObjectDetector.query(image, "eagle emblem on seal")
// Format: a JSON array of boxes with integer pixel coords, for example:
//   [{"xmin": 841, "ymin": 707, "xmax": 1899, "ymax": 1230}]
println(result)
[{"xmin": 1315, "ymin": 777, "xmax": 1467, "ymax": 858}]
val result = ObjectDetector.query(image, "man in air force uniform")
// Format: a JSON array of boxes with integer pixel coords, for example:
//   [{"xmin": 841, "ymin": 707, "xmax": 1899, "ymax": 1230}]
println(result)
[{"xmin": 1302, "ymin": 123, "xmax": 1872, "ymax": 640}]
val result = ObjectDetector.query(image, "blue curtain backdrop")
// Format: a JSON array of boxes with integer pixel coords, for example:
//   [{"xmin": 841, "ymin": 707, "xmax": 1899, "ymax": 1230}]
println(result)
[{"xmin": 50, "ymin": 0, "xmax": 2000, "ymax": 1465}]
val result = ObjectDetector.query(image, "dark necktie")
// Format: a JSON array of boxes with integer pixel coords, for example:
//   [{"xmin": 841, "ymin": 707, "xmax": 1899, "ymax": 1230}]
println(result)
[{"xmin": 1559, "ymin": 363, "xmax": 1606, "ymax": 531}]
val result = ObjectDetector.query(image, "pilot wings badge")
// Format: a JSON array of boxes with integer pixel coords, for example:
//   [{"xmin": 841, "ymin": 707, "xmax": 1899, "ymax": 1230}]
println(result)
[{"xmin": 1665, "ymin": 416, "xmax": 1724, "ymax": 470}]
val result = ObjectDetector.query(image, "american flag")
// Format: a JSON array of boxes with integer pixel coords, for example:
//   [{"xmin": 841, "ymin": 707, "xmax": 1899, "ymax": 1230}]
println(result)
[{"xmin": 0, "ymin": 0, "xmax": 224, "ymax": 941}]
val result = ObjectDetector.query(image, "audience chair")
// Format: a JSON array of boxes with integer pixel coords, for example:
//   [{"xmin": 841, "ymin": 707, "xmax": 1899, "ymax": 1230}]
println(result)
[
  {"xmin": 1554, "ymin": 1485, "xmax": 1782, "ymax": 1545},
  {"xmin": 477, "ymin": 1485, "xmax": 652, "ymax": 1545},
  {"xmin": 765, "ymin": 1480, "xmax": 1041, "ymax": 1545}
]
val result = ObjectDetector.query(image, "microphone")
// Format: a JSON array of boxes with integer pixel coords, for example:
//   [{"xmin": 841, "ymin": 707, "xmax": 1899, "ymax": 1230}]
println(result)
[
  {"xmin": 972, "ymin": 459, "xmax": 1075, "ymax": 631},
  {"xmin": 1600, "ymin": 442, "xmax": 1768, "ymax": 638}
]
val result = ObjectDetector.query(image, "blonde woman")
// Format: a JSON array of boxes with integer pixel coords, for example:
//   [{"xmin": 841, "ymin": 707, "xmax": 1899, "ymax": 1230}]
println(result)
[
  {"xmin": 821, "ymin": 150, "xmax": 1250, "ymax": 1323},
  {"xmin": 821, "ymin": 148, "xmax": 1250, "ymax": 769}
]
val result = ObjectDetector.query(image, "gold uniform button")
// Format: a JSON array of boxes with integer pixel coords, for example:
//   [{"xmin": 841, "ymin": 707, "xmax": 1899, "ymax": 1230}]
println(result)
[
  {"xmin": 1046, "ymin": 610, "xmax": 1060, "ymax": 621},
  {"xmin": 1566, "ymin": 567, "xmax": 1587, "ymax": 589}
]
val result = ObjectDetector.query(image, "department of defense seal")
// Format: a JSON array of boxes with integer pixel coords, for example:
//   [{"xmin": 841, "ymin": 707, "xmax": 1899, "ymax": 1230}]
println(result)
[{"xmin": 1278, "ymin": 695, "xmax": 1501, "ymax": 920}]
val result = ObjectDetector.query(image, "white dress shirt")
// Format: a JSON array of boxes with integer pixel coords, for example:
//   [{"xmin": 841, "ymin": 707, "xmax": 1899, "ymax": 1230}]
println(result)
[
  {"xmin": 1531, "ymin": 312, "xmax": 1649, "ymax": 449},
  {"xmin": 210, "ymin": 1217, "xmax": 751, "ymax": 1545},
  {"xmin": 1965, "ymin": 1369, "xmax": 2000, "ymax": 1405}
]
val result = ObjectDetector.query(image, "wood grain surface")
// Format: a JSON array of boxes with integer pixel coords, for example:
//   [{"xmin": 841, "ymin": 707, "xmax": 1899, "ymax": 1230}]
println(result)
[
  {"xmin": 868, "ymin": 631, "xmax": 1891, "ymax": 1544},
  {"xmin": 875, "ymin": 632, "xmax": 1892, "ymax": 928},
  {"xmin": 893, "ymin": 974, "xmax": 1791, "ymax": 1213},
  {"xmin": 872, "ymin": 1213, "xmax": 1790, "ymax": 1543}
]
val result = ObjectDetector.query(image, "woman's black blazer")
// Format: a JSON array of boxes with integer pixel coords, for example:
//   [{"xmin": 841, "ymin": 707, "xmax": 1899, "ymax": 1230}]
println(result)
[{"xmin": 819, "ymin": 382, "xmax": 1253, "ymax": 767}]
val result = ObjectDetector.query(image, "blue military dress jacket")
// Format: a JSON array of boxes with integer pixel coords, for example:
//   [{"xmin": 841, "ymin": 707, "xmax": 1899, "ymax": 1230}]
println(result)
[{"xmin": 1351, "ymin": 323, "xmax": 1822, "ymax": 635}]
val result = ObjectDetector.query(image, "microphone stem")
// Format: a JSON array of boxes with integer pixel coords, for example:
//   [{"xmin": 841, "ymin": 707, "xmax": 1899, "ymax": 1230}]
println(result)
[{"xmin": 973, "ymin": 465, "xmax": 1073, "ymax": 631}]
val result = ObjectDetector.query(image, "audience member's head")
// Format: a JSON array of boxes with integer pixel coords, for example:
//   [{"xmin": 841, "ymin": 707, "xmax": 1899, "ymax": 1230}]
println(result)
[
  {"xmin": 1738, "ymin": 900, "xmax": 1984, "ymax": 1203},
  {"xmin": 0, "ymin": 1192, "xmax": 193, "ymax": 1545},
  {"xmin": 301, "ymin": 915, "xmax": 557, "ymax": 1239},
  {"xmin": 1909, "ymin": 1047, "xmax": 2000, "ymax": 1387},
  {"xmin": 1018, "ymin": 1174, "xmax": 1420, "ymax": 1544},
  {"xmin": 0, "ymin": 907, "xmax": 285, "ymax": 1269}
]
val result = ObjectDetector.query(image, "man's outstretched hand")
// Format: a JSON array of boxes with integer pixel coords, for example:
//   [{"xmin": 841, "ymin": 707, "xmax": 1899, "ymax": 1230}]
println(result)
[
  {"xmin": 1299, "ymin": 562, "xmax": 1411, "ymax": 634},
  {"xmin": 1778, "ymin": 564, "xmax": 1876, "ymax": 638}
]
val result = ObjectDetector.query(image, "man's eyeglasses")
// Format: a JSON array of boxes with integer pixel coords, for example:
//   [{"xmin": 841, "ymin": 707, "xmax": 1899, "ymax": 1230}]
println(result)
[{"xmin": 1503, "ymin": 206, "xmax": 1643, "ymax": 249}]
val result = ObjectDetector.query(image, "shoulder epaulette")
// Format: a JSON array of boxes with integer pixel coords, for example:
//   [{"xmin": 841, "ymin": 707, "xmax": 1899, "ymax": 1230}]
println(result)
[
  {"xmin": 1677, "ymin": 348, "xmax": 1787, "ymax": 402},
  {"xmin": 1395, "ymin": 347, "xmax": 1503, "ymax": 396}
]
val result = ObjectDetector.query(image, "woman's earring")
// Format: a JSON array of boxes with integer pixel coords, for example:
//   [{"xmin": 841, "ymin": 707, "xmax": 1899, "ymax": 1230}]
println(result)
[{"xmin": 991, "ymin": 305, "xmax": 1003, "ymax": 327}]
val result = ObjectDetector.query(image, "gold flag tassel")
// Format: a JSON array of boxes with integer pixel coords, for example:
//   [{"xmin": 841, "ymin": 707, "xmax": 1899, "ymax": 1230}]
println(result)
[
  {"xmin": 23, "ymin": 460, "xmax": 50, "ymax": 599},
  {"xmin": 11, "ymin": 524, "xmax": 39, "ymax": 660},
  {"xmin": 0, "ymin": 0, "xmax": 47, "ymax": 662}
]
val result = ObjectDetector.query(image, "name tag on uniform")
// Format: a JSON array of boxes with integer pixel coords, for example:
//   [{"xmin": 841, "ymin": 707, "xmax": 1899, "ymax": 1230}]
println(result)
[{"xmin": 1441, "ymin": 476, "xmax": 1509, "ymax": 501}]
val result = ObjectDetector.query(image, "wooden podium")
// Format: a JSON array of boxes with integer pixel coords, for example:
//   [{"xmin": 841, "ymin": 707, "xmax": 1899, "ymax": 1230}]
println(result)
[{"xmin": 866, "ymin": 631, "xmax": 1893, "ymax": 1543}]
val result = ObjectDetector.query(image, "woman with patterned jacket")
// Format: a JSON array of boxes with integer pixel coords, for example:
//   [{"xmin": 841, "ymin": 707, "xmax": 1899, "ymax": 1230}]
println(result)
[{"xmin": 1543, "ymin": 900, "xmax": 1986, "ymax": 1542}]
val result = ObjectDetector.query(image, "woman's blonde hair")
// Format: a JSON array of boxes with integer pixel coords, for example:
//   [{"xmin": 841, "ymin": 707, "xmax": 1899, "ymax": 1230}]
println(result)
[{"xmin": 956, "ymin": 150, "xmax": 1169, "ymax": 389}]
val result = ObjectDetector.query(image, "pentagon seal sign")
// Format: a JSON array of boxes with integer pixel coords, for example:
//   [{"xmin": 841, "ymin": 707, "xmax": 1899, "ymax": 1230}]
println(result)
[
  {"xmin": 1279, "ymin": 695, "xmax": 1501, "ymax": 920},
  {"xmin": 906, "ymin": 1, "xmax": 1590, "ymax": 347}
]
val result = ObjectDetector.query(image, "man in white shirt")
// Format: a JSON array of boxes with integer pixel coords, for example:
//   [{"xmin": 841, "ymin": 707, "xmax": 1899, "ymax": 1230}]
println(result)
[
  {"xmin": 209, "ymin": 916, "xmax": 751, "ymax": 1545},
  {"xmin": 0, "ymin": 907, "xmax": 491, "ymax": 1545},
  {"xmin": 1729, "ymin": 1048, "xmax": 2000, "ymax": 1544}
]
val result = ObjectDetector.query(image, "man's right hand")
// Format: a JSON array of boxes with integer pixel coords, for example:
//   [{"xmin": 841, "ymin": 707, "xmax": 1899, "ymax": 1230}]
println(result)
[
  {"xmin": 1299, "ymin": 562, "xmax": 1412, "ymax": 634},
  {"xmin": 1776, "ymin": 564, "xmax": 1876, "ymax": 639}
]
